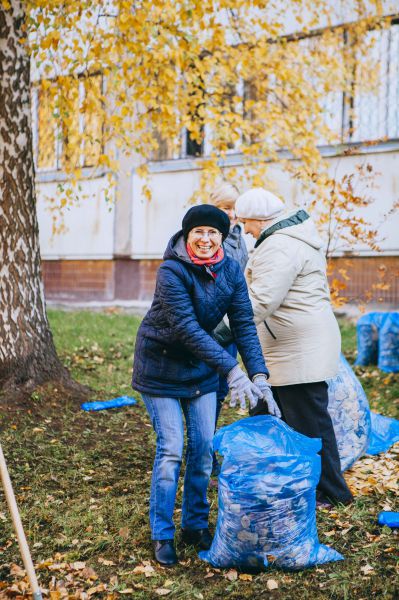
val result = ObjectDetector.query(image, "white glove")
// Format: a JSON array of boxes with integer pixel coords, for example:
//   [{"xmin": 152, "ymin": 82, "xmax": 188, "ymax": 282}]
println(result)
[
  {"xmin": 227, "ymin": 365, "xmax": 263, "ymax": 410},
  {"xmin": 252, "ymin": 375, "xmax": 282, "ymax": 418}
]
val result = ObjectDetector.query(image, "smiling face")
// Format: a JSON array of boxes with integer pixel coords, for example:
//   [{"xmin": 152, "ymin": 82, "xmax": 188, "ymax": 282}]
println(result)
[
  {"xmin": 187, "ymin": 226, "xmax": 223, "ymax": 258},
  {"xmin": 240, "ymin": 218, "xmax": 269, "ymax": 239}
]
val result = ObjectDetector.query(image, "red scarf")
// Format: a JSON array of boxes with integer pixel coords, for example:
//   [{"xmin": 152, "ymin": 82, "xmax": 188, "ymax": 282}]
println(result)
[{"xmin": 186, "ymin": 243, "xmax": 224, "ymax": 266}]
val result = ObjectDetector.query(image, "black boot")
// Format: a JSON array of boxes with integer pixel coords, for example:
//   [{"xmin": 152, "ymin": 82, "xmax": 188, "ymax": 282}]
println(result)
[
  {"xmin": 181, "ymin": 528, "xmax": 212, "ymax": 550},
  {"xmin": 153, "ymin": 539, "xmax": 178, "ymax": 566}
]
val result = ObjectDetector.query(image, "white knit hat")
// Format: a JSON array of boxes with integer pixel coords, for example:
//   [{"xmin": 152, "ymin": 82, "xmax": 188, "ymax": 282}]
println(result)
[{"xmin": 235, "ymin": 188, "xmax": 285, "ymax": 220}]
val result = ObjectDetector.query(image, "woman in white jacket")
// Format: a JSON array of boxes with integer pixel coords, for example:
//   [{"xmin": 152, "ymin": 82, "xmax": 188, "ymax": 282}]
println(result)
[{"xmin": 235, "ymin": 187, "xmax": 353, "ymax": 506}]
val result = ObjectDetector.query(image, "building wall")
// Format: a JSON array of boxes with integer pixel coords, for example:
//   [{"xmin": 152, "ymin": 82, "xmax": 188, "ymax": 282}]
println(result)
[
  {"xmin": 42, "ymin": 255, "xmax": 399, "ymax": 306},
  {"xmin": 35, "ymin": 10, "xmax": 399, "ymax": 307},
  {"xmin": 38, "ymin": 144, "xmax": 399, "ymax": 306}
]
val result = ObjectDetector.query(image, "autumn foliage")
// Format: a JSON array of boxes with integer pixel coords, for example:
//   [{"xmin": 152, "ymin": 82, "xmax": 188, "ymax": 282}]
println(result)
[{"xmin": 16, "ymin": 0, "xmax": 399, "ymax": 303}]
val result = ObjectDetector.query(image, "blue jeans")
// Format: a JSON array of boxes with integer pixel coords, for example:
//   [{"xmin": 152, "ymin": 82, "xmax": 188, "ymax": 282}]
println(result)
[{"xmin": 142, "ymin": 392, "xmax": 217, "ymax": 540}]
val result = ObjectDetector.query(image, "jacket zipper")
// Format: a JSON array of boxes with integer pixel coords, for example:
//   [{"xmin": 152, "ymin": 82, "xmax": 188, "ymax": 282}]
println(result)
[
  {"xmin": 264, "ymin": 319, "xmax": 277, "ymax": 339},
  {"xmin": 205, "ymin": 265, "xmax": 217, "ymax": 280}
]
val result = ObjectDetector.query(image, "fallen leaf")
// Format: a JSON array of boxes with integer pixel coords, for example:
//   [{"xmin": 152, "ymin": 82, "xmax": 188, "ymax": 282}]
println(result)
[
  {"xmin": 48, "ymin": 563, "xmax": 68, "ymax": 571},
  {"xmin": 225, "ymin": 569, "xmax": 238, "ymax": 581},
  {"xmin": 133, "ymin": 564, "xmax": 156, "ymax": 577},
  {"xmin": 204, "ymin": 572, "xmax": 215, "ymax": 579},
  {"xmin": 267, "ymin": 579, "xmax": 279, "ymax": 590},
  {"xmin": 87, "ymin": 583, "xmax": 107, "ymax": 597},
  {"xmin": 10, "ymin": 564, "xmax": 25, "ymax": 577},
  {"xmin": 119, "ymin": 527, "xmax": 129, "ymax": 539},
  {"xmin": 239, "ymin": 573, "xmax": 253, "ymax": 581},
  {"xmin": 155, "ymin": 589, "xmax": 171, "ymax": 596},
  {"xmin": 360, "ymin": 564, "xmax": 374, "ymax": 575},
  {"xmin": 119, "ymin": 589, "xmax": 134, "ymax": 594},
  {"xmin": 81, "ymin": 566, "xmax": 98, "ymax": 580},
  {"xmin": 70, "ymin": 561, "xmax": 86, "ymax": 570},
  {"xmin": 98, "ymin": 558, "xmax": 115, "ymax": 566}
]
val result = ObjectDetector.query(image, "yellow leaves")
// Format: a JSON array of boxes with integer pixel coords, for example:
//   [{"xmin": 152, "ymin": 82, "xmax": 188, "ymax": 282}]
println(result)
[
  {"xmin": 344, "ymin": 443, "xmax": 399, "ymax": 496},
  {"xmin": 239, "ymin": 573, "xmax": 253, "ymax": 581},
  {"xmin": 1, "ymin": 0, "xmax": 11, "ymax": 10},
  {"xmin": 41, "ymin": 30, "xmax": 61, "ymax": 50},
  {"xmin": 98, "ymin": 154, "xmax": 118, "ymax": 171},
  {"xmin": 26, "ymin": 0, "xmax": 389, "ymax": 235}
]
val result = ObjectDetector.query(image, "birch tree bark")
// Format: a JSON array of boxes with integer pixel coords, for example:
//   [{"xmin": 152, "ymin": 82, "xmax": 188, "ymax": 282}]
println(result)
[{"xmin": 0, "ymin": 1, "xmax": 78, "ymax": 396}]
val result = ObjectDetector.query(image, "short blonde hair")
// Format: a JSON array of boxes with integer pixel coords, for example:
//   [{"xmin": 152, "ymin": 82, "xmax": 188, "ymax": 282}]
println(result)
[{"xmin": 209, "ymin": 183, "xmax": 239, "ymax": 209}]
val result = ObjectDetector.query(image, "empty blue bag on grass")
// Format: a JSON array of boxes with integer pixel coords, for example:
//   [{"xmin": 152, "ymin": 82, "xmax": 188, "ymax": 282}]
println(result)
[
  {"xmin": 378, "ymin": 511, "xmax": 399, "ymax": 528},
  {"xmin": 199, "ymin": 416, "xmax": 343, "ymax": 571},
  {"xmin": 327, "ymin": 354, "xmax": 371, "ymax": 471},
  {"xmin": 378, "ymin": 313, "xmax": 399, "ymax": 373},
  {"xmin": 81, "ymin": 396, "xmax": 137, "ymax": 411},
  {"xmin": 366, "ymin": 412, "xmax": 399, "ymax": 455},
  {"xmin": 355, "ymin": 312, "xmax": 388, "ymax": 366}
]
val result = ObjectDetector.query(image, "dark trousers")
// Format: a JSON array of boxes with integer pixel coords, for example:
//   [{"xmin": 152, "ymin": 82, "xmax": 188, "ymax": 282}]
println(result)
[
  {"xmin": 213, "ymin": 343, "xmax": 237, "ymax": 474},
  {"xmin": 253, "ymin": 381, "xmax": 353, "ymax": 504},
  {"xmin": 215, "ymin": 342, "xmax": 237, "ymax": 421}
]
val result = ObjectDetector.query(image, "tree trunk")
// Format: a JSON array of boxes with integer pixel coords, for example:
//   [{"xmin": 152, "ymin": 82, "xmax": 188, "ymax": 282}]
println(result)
[{"xmin": 0, "ymin": 1, "xmax": 83, "ymax": 398}]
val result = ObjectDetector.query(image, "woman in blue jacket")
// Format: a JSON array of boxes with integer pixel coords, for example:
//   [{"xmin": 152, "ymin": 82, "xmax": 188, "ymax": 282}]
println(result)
[{"xmin": 132, "ymin": 204, "xmax": 279, "ymax": 566}]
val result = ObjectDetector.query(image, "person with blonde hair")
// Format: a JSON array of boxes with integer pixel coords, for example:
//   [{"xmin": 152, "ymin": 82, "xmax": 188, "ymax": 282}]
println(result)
[
  {"xmin": 235, "ymin": 187, "xmax": 353, "ymax": 507},
  {"xmin": 209, "ymin": 182, "xmax": 250, "ymax": 474},
  {"xmin": 209, "ymin": 183, "xmax": 248, "ymax": 271}
]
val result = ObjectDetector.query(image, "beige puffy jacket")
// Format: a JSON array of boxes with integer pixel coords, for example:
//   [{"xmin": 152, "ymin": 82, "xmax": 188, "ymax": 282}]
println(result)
[{"xmin": 245, "ymin": 212, "xmax": 341, "ymax": 386}]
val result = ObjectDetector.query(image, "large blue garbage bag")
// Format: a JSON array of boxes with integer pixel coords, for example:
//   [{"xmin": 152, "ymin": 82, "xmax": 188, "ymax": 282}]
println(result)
[
  {"xmin": 366, "ymin": 412, "xmax": 399, "ymax": 455},
  {"xmin": 200, "ymin": 417, "xmax": 343, "ymax": 570},
  {"xmin": 327, "ymin": 354, "xmax": 371, "ymax": 471},
  {"xmin": 355, "ymin": 312, "xmax": 388, "ymax": 366},
  {"xmin": 378, "ymin": 313, "xmax": 399, "ymax": 372}
]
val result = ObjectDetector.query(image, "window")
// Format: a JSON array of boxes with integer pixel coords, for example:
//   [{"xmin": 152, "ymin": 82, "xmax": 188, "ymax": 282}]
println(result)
[
  {"xmin": 240, "ymin": 19, "xmax": 399, "ymax": 150},
  {"xmin": 185, "ymin": 129, "xmax": 204, "ymax": 157},
  {"xmin": 36, "ymin": 84, "xmax": 57, "ymax": 170},
  {"xmin": 82, "ymin": 75, "xmax": 104, "ymax": 166},
  {"xmin": 350, "ymin": 21, "xmax": 399, "ymax": 142},
  {"xmin": 32, "ymin": 74, "xmax": 104, "ymax": 171}
]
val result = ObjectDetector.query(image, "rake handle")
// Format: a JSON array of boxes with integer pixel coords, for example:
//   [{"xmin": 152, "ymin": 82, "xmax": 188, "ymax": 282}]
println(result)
[{"xmin": 0, "ymin": 443, "xmax": 43, "ymax": 600}]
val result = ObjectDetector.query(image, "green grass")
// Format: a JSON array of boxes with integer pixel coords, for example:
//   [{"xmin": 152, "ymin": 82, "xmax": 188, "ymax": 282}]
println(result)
[{"xmin": 0, "ymin": 311, "xmax": 398, "ymax": 599}]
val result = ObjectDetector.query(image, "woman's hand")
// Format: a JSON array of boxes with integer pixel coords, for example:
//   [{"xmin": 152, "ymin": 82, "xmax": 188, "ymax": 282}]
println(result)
[
  {"xmin": 227, "ymin": 365, "xmax": 263, "ymax": 410},
  {"xmin": 252, "ymin": 375, "xmax": 281, "ymax": 418}
]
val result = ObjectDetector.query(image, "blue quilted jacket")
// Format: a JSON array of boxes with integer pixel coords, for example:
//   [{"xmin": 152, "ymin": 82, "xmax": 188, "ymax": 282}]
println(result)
[{"xmin": 131, "ymin": 231, "xmax": 268, "ymax": 398}]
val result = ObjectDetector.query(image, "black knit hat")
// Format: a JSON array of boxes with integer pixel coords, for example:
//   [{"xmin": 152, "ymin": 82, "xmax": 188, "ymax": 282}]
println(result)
[{"xmin": 182, "ymin": 204, "xmax": 230, "ymax": 241}]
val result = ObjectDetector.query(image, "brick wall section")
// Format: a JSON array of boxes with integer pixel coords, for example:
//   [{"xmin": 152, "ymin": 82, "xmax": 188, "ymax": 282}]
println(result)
[
  {"xmin": 42, "ymin": 260, "xmax": 115, "ymax": 301},
  {"xmin": 43, "ymin": 256, "xmax": 399, "ymax": 304},
  {"xmin": 114, "ymin": 258, "xmax": 161, "ymax": 300}
]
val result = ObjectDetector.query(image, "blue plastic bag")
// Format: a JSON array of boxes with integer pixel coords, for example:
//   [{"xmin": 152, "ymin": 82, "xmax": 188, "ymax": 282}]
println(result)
[
  {"xmin": 355, "ymin": 312, "xmax": 388, "ymax": 366},
  {"xmin": 81, "ymin": 396, "xmax": 137, "ymax": 411},
  {"xmin": 378, "ymin": 511, "xmax": 399, "ymax": 528},
  {"xmin": 378, "ymin": 313, "xmax": 399, "ymax": 372},
  {"xmin": 327, "ymin": 354, "xmax": 371, "ymax": 471},
  {"xmin": 200, "ymin": 416, "xmax": 343, "ymax": 570},
  {"xmin": 366, "ymin": 412, "xmax": 399, "ymax": 455}
]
